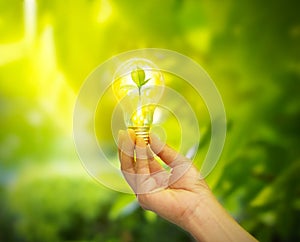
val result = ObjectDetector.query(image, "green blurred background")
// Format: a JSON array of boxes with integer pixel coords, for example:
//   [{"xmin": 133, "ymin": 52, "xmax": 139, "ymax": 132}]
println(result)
[{"xmin": 1, "ymin": 0, "xmax": 300, "ymax": 241}]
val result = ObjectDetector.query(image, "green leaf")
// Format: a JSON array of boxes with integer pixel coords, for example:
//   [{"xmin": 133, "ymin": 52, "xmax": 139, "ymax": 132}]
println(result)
[
  {"xmin": 141, "ymin": 78, "xmax": 151, "ymax": 86},
  {"xmin": 131, "ymin": 68, "xmax": 146, "ymax": 89}
]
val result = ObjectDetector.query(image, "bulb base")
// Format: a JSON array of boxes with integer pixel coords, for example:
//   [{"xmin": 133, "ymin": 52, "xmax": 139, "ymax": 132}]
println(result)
[{"xmin": 128, "ymin": 126, "xmax": 150, "ymax": 145}]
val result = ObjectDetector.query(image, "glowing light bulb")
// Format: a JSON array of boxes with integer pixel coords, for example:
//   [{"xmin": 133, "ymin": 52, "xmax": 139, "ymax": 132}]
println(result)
[{"xmin": 112, "ymin": 58, "xmax": 164, "ymax": 144}]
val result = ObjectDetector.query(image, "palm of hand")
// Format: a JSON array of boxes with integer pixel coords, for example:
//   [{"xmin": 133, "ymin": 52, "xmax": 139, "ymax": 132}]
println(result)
[{"xmin": 137, "ymin": 165, "xmax": 210, "ymax": 228}]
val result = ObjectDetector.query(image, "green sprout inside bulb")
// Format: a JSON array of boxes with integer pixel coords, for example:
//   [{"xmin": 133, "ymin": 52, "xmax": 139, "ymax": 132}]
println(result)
[{"xmin": 113, "ymin": 59, "xmax": 164, "ymax": 144}]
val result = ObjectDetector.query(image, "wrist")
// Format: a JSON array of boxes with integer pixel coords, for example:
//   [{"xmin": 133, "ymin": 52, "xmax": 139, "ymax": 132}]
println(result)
[
  {"xmin": 183, "ymin": 193, "xmax": 257, "ymax": 242},
  {"xmin": 183, "ymin": 192, "xmax": 216, "ymax": 241}
]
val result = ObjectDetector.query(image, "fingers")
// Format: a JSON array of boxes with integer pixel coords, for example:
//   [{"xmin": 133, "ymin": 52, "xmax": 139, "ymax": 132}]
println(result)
[
  {"xmin": 118, "ymin": 129, "xmax": 135, "ymax": 174},
  {"xmin": 150, "ymin": 134, "xmax": 190, "ymax": 168},
  {"xmin": 136, "ymin": 136, "xmax": 165, "ymax": 174},
  {"xmin": 148, "ymin": 153, "xmax": 164, "ymax": 174},
  {"xmin": 149, "ymin": 133, "xmax": 196, "ymax": 187},
  {"xmin": 135, "ymin": 137, "xmax": 150, "ymax": 174},
  {"xmin": 118, "ymin": 130, "xmax": 169, "ymax": 194},
  {"xmin": 118, "ymin": 130, "xmax": 164, "ymax": 175}
]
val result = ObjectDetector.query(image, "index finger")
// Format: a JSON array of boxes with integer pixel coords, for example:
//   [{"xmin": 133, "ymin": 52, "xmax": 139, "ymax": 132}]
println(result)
[
  {"xmin": 149, "ymin": 134, "xmax": 192, "ymax": 168},
  {"xmin": 135, "ymin": 136, "xmax": 150, "ymax": 174}
]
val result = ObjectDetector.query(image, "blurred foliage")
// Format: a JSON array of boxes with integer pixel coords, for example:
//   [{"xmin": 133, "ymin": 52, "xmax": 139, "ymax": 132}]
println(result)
[{"xmin": 0, "ymin": 0, "xmax": 300, "ymax": 241}]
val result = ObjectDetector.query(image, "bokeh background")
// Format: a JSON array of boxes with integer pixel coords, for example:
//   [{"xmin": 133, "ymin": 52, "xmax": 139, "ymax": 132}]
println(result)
[{"xmin": 1, "ymin": 0, "xmax": 300, "ymax": 241}]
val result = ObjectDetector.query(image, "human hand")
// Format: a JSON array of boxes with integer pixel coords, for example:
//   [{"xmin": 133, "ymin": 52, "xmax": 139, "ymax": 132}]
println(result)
[
  {"xmin": 118, "ymin": 129, "xmax": 258, "ymax": 242},
  {"xmin": 117, "ymin": 129, "xmax": 212, "ymax": 230}
]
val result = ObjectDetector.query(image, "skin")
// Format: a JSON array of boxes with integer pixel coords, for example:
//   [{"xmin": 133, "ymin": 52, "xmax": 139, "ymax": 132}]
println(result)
[{"xmin": 118, "ymin": 129, "xmax": 258, "ymax": 242}]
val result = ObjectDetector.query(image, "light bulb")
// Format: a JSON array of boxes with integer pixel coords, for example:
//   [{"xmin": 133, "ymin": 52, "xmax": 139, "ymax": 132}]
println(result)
[{"xmin": 112, "ymin": 58, "xmax": 164, "ymax": 144}]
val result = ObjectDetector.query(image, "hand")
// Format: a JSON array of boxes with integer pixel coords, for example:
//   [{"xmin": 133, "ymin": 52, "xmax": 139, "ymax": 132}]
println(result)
[
  {"xmin": 118, "ymin": 129, "xmax": 211, "ymax": 229},
  {"xmin": 118, "ymin": 129, "xmax": 257, "ymax": 242}
]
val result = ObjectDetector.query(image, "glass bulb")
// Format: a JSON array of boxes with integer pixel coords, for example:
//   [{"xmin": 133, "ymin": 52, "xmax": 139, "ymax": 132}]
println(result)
[{"xmin": 112, "ymin": 58, "xmax": 164, "ymax": 144}]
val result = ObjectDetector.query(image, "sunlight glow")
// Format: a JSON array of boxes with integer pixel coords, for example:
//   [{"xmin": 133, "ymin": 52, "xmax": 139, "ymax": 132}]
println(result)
[
  {"xmin": 97, "ymin": 0, "xmax": 113, "ymax": 23},
  {"xmin": 0, "ymin": 43, "xmax": 24, "ymax": 65},
  {"xmin": 34, "ymin": 26, "xmax": 76, "ymax": 133},
  {"xmin": 0, "ymin": 0, "xmax": 36, "ymax": 65},
  {"xmin": 24, "ymin": 0, "xmax": 37, "ymax": 47}
]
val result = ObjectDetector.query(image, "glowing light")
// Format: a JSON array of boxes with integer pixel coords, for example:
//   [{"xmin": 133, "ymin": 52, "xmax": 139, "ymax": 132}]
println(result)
[
  {"xmin": 0, "ymin": 43, "xmax": 24, "ymax": 65},
  {"xmin": 112, "ymin": 58, "xmax": 164, "ymax": 143},
  {"xmin": 97, "ymin": 0, "xmax": 112, "ymax": 23},
  {"xmin": 32, "ymin": 25, "xmax": 76, "ymax": 133},
  {"xmin": 24, "ymin": 0, "xmax": 37, "ymax": 46},
  {"xmin": 0, "ymin": 0, "xmax": 37, "ymax": 65}
]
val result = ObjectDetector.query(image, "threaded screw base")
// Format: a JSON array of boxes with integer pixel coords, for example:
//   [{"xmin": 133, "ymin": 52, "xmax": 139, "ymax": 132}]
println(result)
[{"xmin": 128, "ymin": 126, "xmax": 150, "ymax": 144}]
